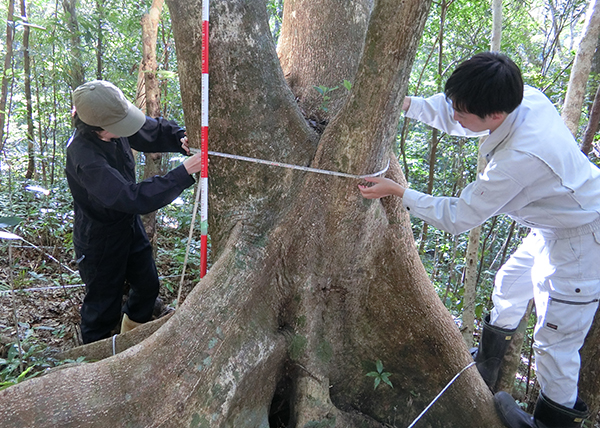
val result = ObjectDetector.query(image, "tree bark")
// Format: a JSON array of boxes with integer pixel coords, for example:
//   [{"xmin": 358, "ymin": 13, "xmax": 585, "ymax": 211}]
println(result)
[
  {"xmin": 580, "ymin": 310, "xmax": 600, "ymax": 423},
  {"xmin": 417, "ymin": 1, "xmax": 448, "ymax": 255},
  {"xmin": 139, "ymin": 0, "xmax": 165, "ymax": 249},
  {"xmin": 277, "ymin": 0, "xmax": 371, "ymax": 123},
  {"xmin": 461, "ymin": 221, "xmax": 480, "ymax": 347},
  {"xmin": 95, "ymin": 0, "xmax": 103, "ymax": 80},
  {"xmin": 561, "ymin": 0, "xmax": 600, "ymax": 137},
  {"xmin": 0, "ymin": 1, "xmax": 505, "ymax": 426},
  {"xmin": 22, "ymin": 0, "xmax": 35, "ymax": 180},
  {"xmin": 495, "ymin": 301, "xmax": 533, "ymax": 394},
  {"xmin": 0, "ymin": 0, "xmax": 15, "ymax": 153},
  {"xmin": 62, "ymin": 0, "xmax": 84, "ymax": 91},
  {"xmin": 491, "ymin": 0, "xmax": 502, "ymax": 52},
  {"xmin": 417, "ymin": 128, "xmax": 438, "ymax": 254},
  {"xmin": 581, "ymin": 80, "xmax": 600, "ymax": 156},
  {"xmin": 463, "ymin": 0, "xmax": 503, "ymax": 348}
]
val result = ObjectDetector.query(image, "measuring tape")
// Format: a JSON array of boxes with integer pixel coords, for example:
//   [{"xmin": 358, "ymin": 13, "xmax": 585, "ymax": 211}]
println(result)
[{"xmin": 189, "ymin": 148, "xmax": 390, "ymax": 179}]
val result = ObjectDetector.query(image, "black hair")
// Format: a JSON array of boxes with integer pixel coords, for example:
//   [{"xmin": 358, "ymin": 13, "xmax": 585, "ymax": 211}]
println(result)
[
  {"xmin": 444, "ymin": 52, "xmax": 524, "ymax": 118},
  {"xmin": 73, "ymin": 113, "xmax": 104, "ymax": 139}
]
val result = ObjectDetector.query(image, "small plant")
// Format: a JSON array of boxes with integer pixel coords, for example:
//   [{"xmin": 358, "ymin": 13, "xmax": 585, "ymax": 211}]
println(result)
[
  {"xmin": 366, "ymin": 359, "xmax": 393, "ymax": 390},
  {"xmin": 0, "ymin": 343, "xmax": 41, "ymax": 390},
  {"xmin": 313, "ymin": 84, "xmax": 339, "ymax": 112},
  {"xmin": 0, "ymin": 326, "xmax": 87, "ymax": 391},
  {"xmin": 314, "ymin": 80, "xmax": 352, "ymax": 112}
]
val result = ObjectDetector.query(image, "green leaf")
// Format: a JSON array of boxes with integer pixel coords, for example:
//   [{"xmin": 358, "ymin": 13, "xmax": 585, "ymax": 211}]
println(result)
[
  {"xmin": 373, "ymin": 377, "xmax": 381, "ymax": 390},
  {"xmin": 381, "ymin": 373, "xmax": 393, "ymax": 388},
  {"xmin": 376, "ymin": 359, "xmax": 383, "ymax": 373},
  {"xmin": 343, "ymin": 80, "xmax": 352, "ymax": 90},
  {"xmin": 0, "ymin": 217, "xmax": 23, "ymax": 228}
]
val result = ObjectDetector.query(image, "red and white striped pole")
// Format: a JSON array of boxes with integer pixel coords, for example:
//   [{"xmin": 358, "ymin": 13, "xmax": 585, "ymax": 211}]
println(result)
[{"xmin": 200, "ymin": 0, "xmax": 209, "ymax": 278}]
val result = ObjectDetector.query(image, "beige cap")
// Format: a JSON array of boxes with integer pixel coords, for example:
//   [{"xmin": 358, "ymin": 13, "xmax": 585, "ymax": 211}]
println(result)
[{"xmin": 73, "ymin": 80, "xmax": 146, "ymax": 137}]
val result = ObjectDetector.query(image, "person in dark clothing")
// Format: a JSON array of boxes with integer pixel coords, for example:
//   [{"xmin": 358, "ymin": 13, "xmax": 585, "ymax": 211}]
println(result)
[{"xmin": 65, "ymin": 80, "xmax": 203, "ymax": 344}]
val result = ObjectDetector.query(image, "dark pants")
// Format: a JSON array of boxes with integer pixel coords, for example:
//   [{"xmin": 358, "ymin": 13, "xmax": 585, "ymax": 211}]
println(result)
[{"xmin": 75, "ymin": 216, "xmax": 159, "ymax": 344}]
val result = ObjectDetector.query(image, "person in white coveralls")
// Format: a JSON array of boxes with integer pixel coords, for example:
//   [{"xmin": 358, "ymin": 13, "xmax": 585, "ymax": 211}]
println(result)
[{"xmin": 359, "ymin": 52, "xmax": 600, "ymax": 428}]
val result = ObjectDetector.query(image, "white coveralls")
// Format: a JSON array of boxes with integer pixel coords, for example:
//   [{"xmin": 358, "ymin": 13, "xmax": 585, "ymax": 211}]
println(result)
[{"xmin": 402, "ymin": 86, "xmax": 600, "ymax": 407}]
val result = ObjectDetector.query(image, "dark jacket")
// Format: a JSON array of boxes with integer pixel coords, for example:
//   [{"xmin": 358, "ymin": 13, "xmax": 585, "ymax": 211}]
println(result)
[{"xmin": 65, "ymin": 117, "xmax": 195, "ymax": 238}]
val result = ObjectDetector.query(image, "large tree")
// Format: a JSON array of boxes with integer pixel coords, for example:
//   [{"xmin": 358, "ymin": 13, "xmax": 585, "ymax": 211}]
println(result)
[{"xmin": 0, "ymin": 1, "xmax": 506, "ymax": 426}]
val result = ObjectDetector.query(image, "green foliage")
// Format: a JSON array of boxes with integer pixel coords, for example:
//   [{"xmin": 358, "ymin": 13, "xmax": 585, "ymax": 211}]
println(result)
[
  {"xmin": 313, "ymin": 85, "xmax": 339, "ymax": 112},
  {"xmin": 401, "ymin": 0, "xmax": 595, "ymax": 330},
  {"xmin": 313, "ymin": 80, "xmax": 352, "ymax": 112},
  {"xmin": 0, "ymin": 217, "xmax": 23, "ymax": 228},
  {"xmin": 0, "ymin": 0, "xmax": 594, "ymax": 404},
  {"xmin": 0, "ymin": 325, "xmax": 86, "ymax": 391},
  {"xmin": 366, "ymin": 359, "xmax": 393, "ymax": 390},
  {"xmin": 267, "ymin": 0, "xmax": 284, "ymax": 42}
]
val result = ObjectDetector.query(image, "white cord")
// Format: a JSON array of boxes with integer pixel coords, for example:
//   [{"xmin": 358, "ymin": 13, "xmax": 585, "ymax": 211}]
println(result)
[
  {"xmin": 407, "ymin": 361, "xmax": 476, "ymax": 428},
  {"xmin": 189, "ymin": 148, "xmax": 390, "ymax": 179},
  {"xmin": 112, "ymin": 334, "xmax": 118, "ymax": 356}
]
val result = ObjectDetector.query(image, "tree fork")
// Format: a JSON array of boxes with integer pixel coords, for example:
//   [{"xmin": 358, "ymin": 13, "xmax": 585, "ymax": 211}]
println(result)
[{"xmin": 0, "ymin": 0, "xmax": 508, "ymax": 426}]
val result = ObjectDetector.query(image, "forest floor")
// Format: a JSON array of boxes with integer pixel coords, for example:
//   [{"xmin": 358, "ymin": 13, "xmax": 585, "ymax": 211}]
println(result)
[{"xmin": 0, "ymin": 243, "xmax": 198, "ymax": 359}]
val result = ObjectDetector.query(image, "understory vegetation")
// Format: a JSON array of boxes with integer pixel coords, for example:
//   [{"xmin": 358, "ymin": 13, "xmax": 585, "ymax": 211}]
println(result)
[{"xmin": 0, "ymin": 0, "xmax": 598, "ymax": 422}]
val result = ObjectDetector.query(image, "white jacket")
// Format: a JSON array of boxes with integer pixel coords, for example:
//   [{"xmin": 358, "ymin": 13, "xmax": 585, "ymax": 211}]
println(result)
[{"xmin": 402, "ymin": 86, "xmax": 600, "ymax": 235}]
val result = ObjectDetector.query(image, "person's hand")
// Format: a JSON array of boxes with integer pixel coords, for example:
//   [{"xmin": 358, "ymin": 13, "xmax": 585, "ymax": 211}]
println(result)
[
  {"xmin": 183, "ymin": 152, "xmax": 203, "ymax": 175},
  {"xmin": 402, "ymin": 96, "xmax": 411, "ymax": 112},
  {"xmin": 358, "ymin": 177, "xmax": 406, "ymax": 199},
  {"xmin": 180, "ymin": 133, "xmax": 191, "ymax": 155}
]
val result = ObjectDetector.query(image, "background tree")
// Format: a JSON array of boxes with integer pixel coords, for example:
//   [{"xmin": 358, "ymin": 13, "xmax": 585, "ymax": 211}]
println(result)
[
  {"xmin": 139, "ymin": 0, "xmax": 166, "ymax": 248},
  {"xmin": 62, "ymin": 0, "xmax": 83, "ymax": 91},
  {"xmin": 561, "ymin": 0, "xmax": 600, "ymax": 136},
  {"xmin": 0, "ymin": 0, "xmax": 506, "ymax": 426},
  {"xmin": 21, "ymin": 0, "xmax": 35, "ymax": 179},
  {"xmin": 1, "ymin": 0, "xmax": 600, "ymax": 426},
  {"xmin": 0, "ymin": 0, "xmax": 14, "ymax": 155},
  {"xmin": 461, "ymin": 0, "xmax": 503, "ymax": 348}
]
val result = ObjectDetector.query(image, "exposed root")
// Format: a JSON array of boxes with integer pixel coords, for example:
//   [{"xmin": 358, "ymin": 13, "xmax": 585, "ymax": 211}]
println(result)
[
  {"xmin": 292, "ymin": 374, "xmax": 386, "ymax": 428},
  {"xmin": 58, "ymin": 313, "xmax": 172, "ymax": 361}
]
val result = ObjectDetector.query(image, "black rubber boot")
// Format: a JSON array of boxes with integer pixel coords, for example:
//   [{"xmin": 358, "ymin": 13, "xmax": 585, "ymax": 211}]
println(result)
[
  {"xmin": 471, "ymin": 315, "xmax": 516, "ymax": 390},
  {"xmin": 494, "ymin": 391, "xmax": 534, "ymax": 427},
  {"xmin": 494, "ymin": 391, "xmax": 589, "ymax": 428},
  {"xmin": 534, "ymin": 393, "xmax": 589, "ymax": 428}
]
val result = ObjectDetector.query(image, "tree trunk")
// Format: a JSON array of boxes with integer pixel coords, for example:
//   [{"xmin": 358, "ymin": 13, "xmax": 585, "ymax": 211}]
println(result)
[
  {"xmin": 62, "ymin": 0, "xmax": 84, "ymax": 91},
  {"xmin": 461, "ymin": 222, "xmax": 480, "ymax": 347},
  {"xmin": 580, "ymin": 310, "xmax": 600, "ymax": 423},
  {"xmin": 21, "ymin": 0, "xmax": 35, "ymax": 180},
  {"xmin": 277, "ymin": 0, "xmax": 371, "ymax": 123},
  {"xmin": 580, "ymin": 80, "xmax": 600, "ymax": 156},
  {"xmin": 417, "ymin": 128, "xmax": 438, "ymax": 254},
  {"xmin": 491, "ymin": 0, "xmax": 502, "ymax": 52},
  {"xmin": 0, "ymin": 0, "xmax": 15, "ymax": 153},
  {"xmin": 95, "ymin": 0, "xmax": 103, "ymax": 80},
  {"xmin": 462, "ymin": 0, "xmax": 504, "ymax": 347},
  {"xmin": 0, "ymin": 1, "xmax": 505, "ymax": 426},
  {"xmin": 495, "ymin": 301, "xmax": 533, "ymax": 394},
  {"xmin": 561, "ymin": 0, "xmax": 600, "ymax": 137},
  {"xmin": 418, "ymin": 1, "xmax": 448, "ymax": 255},
  {"xmin": 139, "ymin": 0, "xmax": 165, "ymax": 249}
]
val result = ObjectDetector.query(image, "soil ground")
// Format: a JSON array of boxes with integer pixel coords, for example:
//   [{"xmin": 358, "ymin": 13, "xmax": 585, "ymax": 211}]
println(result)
[{"xmin": 0, "ymin": 243, "xmax": 197, "ymax": 358}]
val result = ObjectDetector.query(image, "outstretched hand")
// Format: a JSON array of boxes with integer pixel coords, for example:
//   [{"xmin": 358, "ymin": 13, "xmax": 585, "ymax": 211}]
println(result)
[
  {"xmin": 358, "ymin": 177, "xmax": 406, "ymax": 199},
  {"xmin": 183, "ymin": 152, "xmax": 203, "ymax": 175}
]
